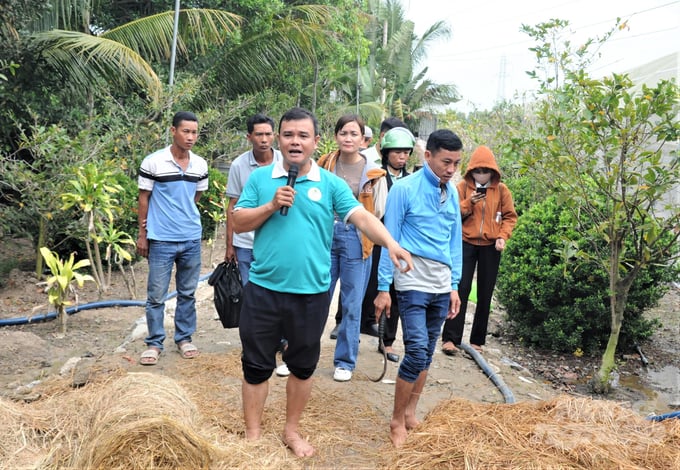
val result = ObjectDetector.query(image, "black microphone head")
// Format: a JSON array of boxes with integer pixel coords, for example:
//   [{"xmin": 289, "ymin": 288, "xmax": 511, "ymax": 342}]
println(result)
[{"xmin": 280, "ymin": 164, "xmax": 300, "ymax": 216}]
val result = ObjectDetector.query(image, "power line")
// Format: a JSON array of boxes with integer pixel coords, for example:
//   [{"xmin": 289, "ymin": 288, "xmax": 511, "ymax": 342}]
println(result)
[{"xmin": 425, "ymin": 3, "xmax": 678, "ymax": 61}]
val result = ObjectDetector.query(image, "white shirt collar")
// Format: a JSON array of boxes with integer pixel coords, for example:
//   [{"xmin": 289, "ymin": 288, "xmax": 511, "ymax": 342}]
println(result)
[{"xmin": 272, "ymin": 159, "xmax": 321, "ymax": 181}]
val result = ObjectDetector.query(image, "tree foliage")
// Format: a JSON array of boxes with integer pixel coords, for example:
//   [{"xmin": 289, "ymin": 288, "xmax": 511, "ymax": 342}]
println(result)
[
  {"xmin": 0, "ymin": 0, "xmax": 460, "ymax": 289},
  {"xmin": 497, "ymin": 196, "xmax": 672, "ymax": 354},
  {"xmin": 31, "ymin": 7, "xmax": 241, "ymax": 104},
  {"xmin": 518, "ymin": 19, "xmax": 680, "ymax": 392}
]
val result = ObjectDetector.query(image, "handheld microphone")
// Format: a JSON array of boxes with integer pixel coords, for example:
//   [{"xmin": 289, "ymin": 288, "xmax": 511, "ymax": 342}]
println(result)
[{"xmin": 280, "ymin": 164, "xmax": 299, "ymax": 216}]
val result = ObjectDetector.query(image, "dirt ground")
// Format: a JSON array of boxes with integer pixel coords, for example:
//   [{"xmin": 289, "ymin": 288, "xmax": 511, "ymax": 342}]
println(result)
[{"xmin": 0, "ymin": 232, "xmax": 678, "ymax": 465}]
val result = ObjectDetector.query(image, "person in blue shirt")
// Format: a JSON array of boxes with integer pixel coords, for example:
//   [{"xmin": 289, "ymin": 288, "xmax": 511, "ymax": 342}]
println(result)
[
  {"xmin": 374, "ymin": 129, "xmax": 464, "ymax": 448},
  {"xmin": 136, "ymin": 111, "xmax": 209, "ymax": 366},
  {"xmin": 232, "ymin": 107, "xmax": 413, "ymax": 458}
]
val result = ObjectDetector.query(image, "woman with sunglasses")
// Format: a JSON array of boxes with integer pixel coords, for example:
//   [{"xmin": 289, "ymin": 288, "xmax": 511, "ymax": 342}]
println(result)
[{"xmin": 441, "ymin": 145, "xmax": 517, "ymax": 354}]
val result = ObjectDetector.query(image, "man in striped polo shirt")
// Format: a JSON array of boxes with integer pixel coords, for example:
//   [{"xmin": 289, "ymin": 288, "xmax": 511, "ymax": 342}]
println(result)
[{"xmin": 136, "ymin": 111, "xmax": 209, "ymax": 366}]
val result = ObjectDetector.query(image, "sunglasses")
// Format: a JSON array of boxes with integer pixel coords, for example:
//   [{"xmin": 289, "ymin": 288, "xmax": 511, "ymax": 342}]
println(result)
[{"xmin": 472, "ymin": 168, "xmax": 491, "ymax": 174}]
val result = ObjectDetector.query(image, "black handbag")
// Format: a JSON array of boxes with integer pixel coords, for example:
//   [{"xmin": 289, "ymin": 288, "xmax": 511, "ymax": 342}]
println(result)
[{"xmin": 207, "ymin": 260, "xmax": 242, "ymax": 328}]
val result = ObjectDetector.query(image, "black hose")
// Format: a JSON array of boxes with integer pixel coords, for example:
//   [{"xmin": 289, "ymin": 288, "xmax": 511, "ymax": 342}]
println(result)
[
  {"xmin": 366, "ymin": 311, "xmax": 388, "ymax": 383},
  {"xmin": 459, "ymin": 343, "xmax": 516, "ymax": 404}
]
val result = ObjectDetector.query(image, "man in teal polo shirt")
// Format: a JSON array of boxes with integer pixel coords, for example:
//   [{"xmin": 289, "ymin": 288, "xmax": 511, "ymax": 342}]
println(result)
[{"xmin": 232, "ymin": 107, "xmax": 412, "ymax": 458}]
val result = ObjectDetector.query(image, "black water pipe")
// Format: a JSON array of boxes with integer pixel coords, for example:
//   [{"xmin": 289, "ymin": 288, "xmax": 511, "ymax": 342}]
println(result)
[{"xmin": 459, "ymin": 343, "xmax": 516, "ymax": 404}]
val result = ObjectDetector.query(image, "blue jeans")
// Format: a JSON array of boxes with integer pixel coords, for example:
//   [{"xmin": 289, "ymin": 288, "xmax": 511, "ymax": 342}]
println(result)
[
  {"xmin": 397, "ymin": 290, "xmax": 449, "ymax": 382},
  {"xmin": 235, "ymin": 246, "xmax": 253, "ymax": 286},
  {"xmin": 145, "ymin": 239, "xmax": 202, "ymax": 350},
  {"xmin": 330, "ymin": 222, "xmax": 371, "ymax": 371}
]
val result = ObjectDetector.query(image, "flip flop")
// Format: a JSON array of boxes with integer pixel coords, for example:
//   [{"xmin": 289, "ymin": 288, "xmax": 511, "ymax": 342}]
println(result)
[
  {"xmin": 139, "ymin": 347, "xmax": 161, "ymax": 365},
  {"xmin": 177, "ymin": 341, "xmax": 199, "ymax": 359},
  {"xmin": 442, "ymin": 342, "xmax": 459, "ymax": 356}
]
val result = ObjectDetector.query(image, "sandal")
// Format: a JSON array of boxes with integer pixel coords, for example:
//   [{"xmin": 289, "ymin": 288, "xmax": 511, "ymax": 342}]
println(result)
[
  {"xmin": 442, "ymin": 341, "xmax": 459, "ymax": 356},
  {"xmin": 139, "ymin": 347, "xmax": 161, "ymax": 366},
  {"xmin": 177, "ymin": 341, "xmax": 199, "ymax": 359},
  {"xmin": 471, "ymin": 344, "xmax": 483, "ymax": 353}
]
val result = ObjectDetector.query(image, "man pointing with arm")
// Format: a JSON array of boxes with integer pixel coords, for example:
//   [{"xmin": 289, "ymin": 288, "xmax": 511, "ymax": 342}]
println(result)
[{"xmin": 231, "ymin": 107, "xmax": 412, "ymax": 458}]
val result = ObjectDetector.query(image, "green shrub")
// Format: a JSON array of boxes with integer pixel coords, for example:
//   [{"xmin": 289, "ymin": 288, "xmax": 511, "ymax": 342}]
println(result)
[
  {"xmin": 496, "ymin": 196, "xmax": 675, "ymax": 354},
  {"xmin": 199, "ymin": 167, "xmax": 227, "ymax": 240}
]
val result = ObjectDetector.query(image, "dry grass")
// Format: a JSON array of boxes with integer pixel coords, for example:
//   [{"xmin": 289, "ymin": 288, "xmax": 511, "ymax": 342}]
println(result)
[
  {"xmin": 177, "ymin": 351, "xmax": 389, "ymax": 468},
  {"xmin": 382, "ymin": 395, "xmax": 680, "ymax": 469},
  {"xmin": 0, "ymin": 398, "xmax": 53, "ymax": 468},
  {"xmin": 71, "ymin": 373, "xmax": 217, "ymax": 469},
  {"xmin": 2, "ymin": 358, "xmax": 679, "ymax": 469}
]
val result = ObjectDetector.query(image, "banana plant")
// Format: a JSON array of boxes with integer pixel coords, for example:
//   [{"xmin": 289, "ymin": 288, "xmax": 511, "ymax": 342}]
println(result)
[{"xmin": 40, "ymin": 247, "xmax": 95, "ymax": 334}]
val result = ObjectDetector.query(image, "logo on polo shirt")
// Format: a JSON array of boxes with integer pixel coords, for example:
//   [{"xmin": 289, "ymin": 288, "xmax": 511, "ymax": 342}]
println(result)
[{"xmin": 308, "ymin": 187, "xmax": 322, "ymax": 202}]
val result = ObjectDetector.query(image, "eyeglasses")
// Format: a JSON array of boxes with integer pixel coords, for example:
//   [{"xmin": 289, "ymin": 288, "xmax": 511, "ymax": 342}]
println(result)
[{"xmin": 472, "ymin": 168, "xmax": 491, "ymax": 174}]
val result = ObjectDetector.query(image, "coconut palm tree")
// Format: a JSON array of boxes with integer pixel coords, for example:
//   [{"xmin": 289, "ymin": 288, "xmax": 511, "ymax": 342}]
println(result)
[
  {"xmin": 205, "ymin": 4, "xmax": 344, "ymax": 100},
  {"xmin": 361, "ymin": 0, "xmax": 459, "ymax": 126},
  {"xmin": 24, "ymin": 0, "xmax": 241, "ymax": 104}
]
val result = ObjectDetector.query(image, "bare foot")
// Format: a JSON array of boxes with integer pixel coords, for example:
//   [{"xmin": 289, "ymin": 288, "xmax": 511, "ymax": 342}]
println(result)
[
  {"xmin": 405, "ymin": 415, "xmax": 421, "ymax": 430},
  {"xmin": 245, "ymin": 427, "xmax": 262, "ymax": 440},
  {"xmin": 389, "ymin": 422, "xmax": 408, "ymax": 448},
  {"xmin": 283, "ymin": 431, "xmax": 314, "ymax": 457}
]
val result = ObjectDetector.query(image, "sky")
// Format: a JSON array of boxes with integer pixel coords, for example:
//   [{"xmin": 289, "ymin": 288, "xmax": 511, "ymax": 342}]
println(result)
[{"xmin": 401, "ymin": 0, "xmax": 680, "ymax": 112}]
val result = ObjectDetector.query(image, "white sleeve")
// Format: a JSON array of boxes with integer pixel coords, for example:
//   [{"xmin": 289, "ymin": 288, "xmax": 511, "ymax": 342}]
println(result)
[{"xmin": 372, "ymin": 177, "xmax": 387, "ymax": 220}]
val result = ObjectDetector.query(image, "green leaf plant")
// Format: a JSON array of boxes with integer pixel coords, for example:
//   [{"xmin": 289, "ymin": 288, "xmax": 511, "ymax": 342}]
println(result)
[
  {"xmin": 60, "ymin": 163, "xmax": 125, "ymax": 297},
  {"xmin": 199, "ymin": 178, "xmax": 227, "ymax": 266},
  {"xmin": 40, "ymin": 247, "xmax": 94, "ymax": 334},
  {"xmin": 99, "ymin": 221, "xmax": 137, "ymax": 299}
]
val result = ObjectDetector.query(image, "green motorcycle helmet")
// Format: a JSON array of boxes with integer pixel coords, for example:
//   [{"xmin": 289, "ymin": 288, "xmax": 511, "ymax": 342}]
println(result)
[{"xmin": 380, "ymin": 127, "xmax": 416, "ymax": 164}]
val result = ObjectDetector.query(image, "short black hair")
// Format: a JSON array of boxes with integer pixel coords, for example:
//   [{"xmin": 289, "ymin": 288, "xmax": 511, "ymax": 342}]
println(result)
[
  {"xmin": 279, "ymin": 107, "xmax": 319, "ymax": 136},
  {"xmin": 379, "ymin": 117, "xmax": 407, "ymax": 134},
  {"xmin": 246, "ymin": 113, "xmax": 275, "ymax": 134},
  {"xmin": 426, "ymin": 129, "xmax": 463, "ymax": 153},
  {"xmin": 172, "ymin": 111, "xmax": 198, "ymax": 128}
]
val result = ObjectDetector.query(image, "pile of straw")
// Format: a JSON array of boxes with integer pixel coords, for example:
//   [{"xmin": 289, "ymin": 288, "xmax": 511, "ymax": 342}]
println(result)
[
  {"xmin": 0, "ymin": 397, "xmax": 53, "ymax": 467},
  {"xmin": 384, "ymin": 395, "xmax": 680, "ymax": 469},
  {"xmin": 71, "ymin": 372, "xmax": 218, "ymax": 469}
]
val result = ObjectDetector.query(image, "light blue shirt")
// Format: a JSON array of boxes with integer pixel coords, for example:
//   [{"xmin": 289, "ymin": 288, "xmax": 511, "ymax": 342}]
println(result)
[
  {"xmin": 138, "ymin": 146, "xmax": 208, "ymax": 241},
  {"xmin": 378, "ymin": 163, "xmax": 462, "ymax": 291}
]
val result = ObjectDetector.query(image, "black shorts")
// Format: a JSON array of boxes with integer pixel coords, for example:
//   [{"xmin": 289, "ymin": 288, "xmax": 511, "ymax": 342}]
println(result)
[{"xmin": 239, "ymin": 282, "xmax": 330, "ymax": 383}]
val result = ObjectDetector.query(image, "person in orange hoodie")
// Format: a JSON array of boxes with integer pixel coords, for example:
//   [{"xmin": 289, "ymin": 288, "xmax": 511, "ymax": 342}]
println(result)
[{"xmin": 441, "ymin": 145, "xmax": 517, "ymax": 354}]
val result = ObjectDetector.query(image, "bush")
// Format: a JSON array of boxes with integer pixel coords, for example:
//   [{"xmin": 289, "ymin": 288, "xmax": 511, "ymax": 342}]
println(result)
[
  {"xmin": 199, "ymin": 167, "xmax": 227, "ymax": 240},
  {"xmin": 496, "ymin": 196, "xmax": 675, "ymax": 355}
]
